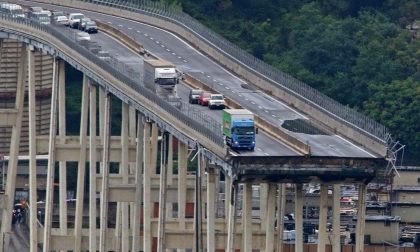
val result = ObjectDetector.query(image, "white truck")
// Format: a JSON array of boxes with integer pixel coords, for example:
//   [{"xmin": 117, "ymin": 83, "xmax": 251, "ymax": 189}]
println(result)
[{"xmin": 144, "ymin": 59, "xmax": 181, "ymax": 107}]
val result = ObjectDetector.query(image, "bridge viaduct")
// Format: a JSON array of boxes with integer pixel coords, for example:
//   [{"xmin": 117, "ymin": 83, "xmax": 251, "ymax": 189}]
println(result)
[{"xmin": 0, "ymin": 0, "xmax": 390, "ymax": 251}]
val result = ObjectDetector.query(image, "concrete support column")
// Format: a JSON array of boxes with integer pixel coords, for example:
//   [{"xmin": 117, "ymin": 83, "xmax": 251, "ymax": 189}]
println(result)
[
  {"xmin": 177, "ymin": 141, "xmax": 187, "ymax": 229},
  {"xmin": 150, "ymin": 123, "xmax": 159, "ymax": 175},
  {"xmin": 317, "ymin": 184, "xmax": 328, "ymax": 252},
  {"xmin": 0, "ymin": 44, "xmax": 26, "ymax": 252},
  {"xmin": 74, "ymin": 75, "xmax": 89, "ymax": 252},
  {"xmin": 276, "ymin": 184, "xmax": 286, "ymax": 252},
  {"xmin": 143, "ymin": 122, "xmax": 152, "ymax": 252},
  {"xmin": 89, "ymin": 84, "xmax": 97, "ymax": 252},
  {"xmin": 99, "ymin": 92, "xmax": 111, "ymax": 252},
  {"xmin": 226, "ymin": 182, "xmax": 237, "ymax": 252},
  {"xmin": 355, "ymin": 184, "xmax": 367, "ymax": 252},
  {"xmin": 132, "ymin": 115, "xmax": 144, "ymax": 252},
  {"xmin": 167, "ymin": 134, "xmax": 173, "ymax": 186},
  {"xmin": 28, "ymin": 48, "xmax": 39, "ymax": 252},
  {"xmin": 43, "ymin": 55, "xmax": 59, "ymax": 252},
  {"xmin": 158, "ymin": 132, "xmax": 169, "ymax": 252},
  {"xmin": 260, "ymin": 183, "xmax": 268, "ymax": 231},
  {"xmin": 333, "ymin": 184, "xmax": 341, "ymax": 252},
  {"xmin": 243, "ymin": 182, "xmax": 253, "ymax": 251},
  {"xmin": 194, "ymin": 151, "xmax": 203, "ymax": 251},
  {"xmin": 206, "ymin": 167, "xmax": 216, "ymax": 252},
  {"xmin": 121, "ymin": 103, "xmax": 130, "ymax": 252},
  {"xmin": 57, "ymin": 60, "xmax": 68, "ymax": 251},
  {"xmin": 265, "ymin": 184, "xmax": 276, "ymax": 252},
  {"xmin": 225, "ymin": 176, "xmax": 231, "ymax": 220},
  {"xmin": 295, "ymin": 184, "xmax": 304, "ymax": 252}
]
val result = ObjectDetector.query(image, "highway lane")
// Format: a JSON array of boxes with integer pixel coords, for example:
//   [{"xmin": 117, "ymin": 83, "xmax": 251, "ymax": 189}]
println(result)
[
  {"xmin": 19, "ymin": 0, "xmax": 378, "ymax": 158},
  {"xmin": 91, "ymin": 31, "xmax": 297, "ymax": 156}
]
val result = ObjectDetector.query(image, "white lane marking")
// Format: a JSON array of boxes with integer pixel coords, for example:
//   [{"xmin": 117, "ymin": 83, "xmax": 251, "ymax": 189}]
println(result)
[
  {"xmin": 156, "ymin": 41, "xmax": 160, "ymax": 44},
  {"xmin": 225, "ymin": 87, "xmax": 230, "ymax": 90},
  {"xmin": 118, "ymin": 24, "xmax": 123, "ymax": 27},
  {"xmin": 265, "ymin": 110, "xmax": 269, "ymax": 113},
  {"xmin": 166, "ymin": 49, "xmax": 171, "ymax": 52},
  {"xmin": 250, "ymin": 101, "xmax": 255, "ymax": 105},
  {"xmin": 183, "ymin": 60, "xmax": 188, "ymax": 63},
  {"xmin": 144, "ymin": 33, "xmax": 148, "ymax": 36},
  {"xmin": 206, "ymin": 75, "xmax": 211, "ymax": 78},
  {"xmin": 231, "ymin": 90, "xmax": 235, "ymax": 93},
  {"xmin": 335, "ymin": 135, "xmax": 376, "ymax": 157},
  {"xmin": 257, "ymin": 148, "xmax": 262, "ymax": 151},
  {"xmin": 258, "ymin": 106, "xmax": 262, "ymax": 109},
  {"xmin": 137, "ymin": 30, "xmax": 141, "ymax": 33},
  {"xmin": 161, "ymin": 45, "xmax": 165, "ymax": 48},
  {"xmin": 177, "ymin": 56, "xmax": 182, "ymax": 59},
  {"xmin": 238, "ymin": 94, "xmax": 243, "ymax": 97},
  {"xmin": 219, "ymin": 83, "xmax": 223, "ymax": 85},
  {"xmin": 150, "ymin": 37, "xmax": 154, "ymax": 40},
  {"xmin": 128, "ymin": 27, "xmax": 132, "ymax": 30},
  {"xmin": 107, "ymin": 21, "xmax": 112, "ymax": 24},
  {"xmin": 264, "ymin": 152, "xmax": 270, "ymax": 156},
  {"xmin": 272, "ymin": 114, "xmax": 277, "ymax": 118},
  {"xmin": 213, "ymin": 79, "xmax": 217, "ymax": 82},
  {"xmin": 172, "ymin": 52, "xmax": 176, "ymax": 55}
]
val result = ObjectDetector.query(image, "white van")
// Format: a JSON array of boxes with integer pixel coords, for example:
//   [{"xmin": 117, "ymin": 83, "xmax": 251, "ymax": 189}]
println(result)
[{"xmin": 0, "ymin": 3, "xmax": 25, "ymax": 18}]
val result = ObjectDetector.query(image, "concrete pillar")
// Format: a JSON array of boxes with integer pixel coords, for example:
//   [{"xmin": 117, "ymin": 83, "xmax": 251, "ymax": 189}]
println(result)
[
  {"xmin": 58, "ymin": 60, "xmax": 68, "ymax": 251},
  {"xmin": 243, "ymin": 182, "xmax": 253, "ymax": 251},
  {"xmin": 43, "ymin": 55, "xmax": 59, "ymax": 252},
  {"xmin": 333, "ymin": 184, "xmax": 341, "ymax": 252},
  {"xmin": 89, "ymin": 84, "xmax": 97, "ymax": 252},
  {"xmin": 158, "ymin": 132, "xmax": 168, "ymax": 252},
  {"xmin": 295, "ymin": 184, "xmax": 303, "ymax": 252},
  {"xmin": 206, "ymin": 167, "xmax": 216, "ymax": 252},
  {"xmin": 28, "ymin": 48, "xmax": 39, "ymax": 252},
  {"xmin": 0, "ymin": 44, "xmax": 26, "ymax": 252},
  {"xmin": 194, "ymin": 151, "xmax": 203, "ymax": 251},
  {"xmin": 150, "ymin": 123, "xmax": 159, "ymax": 175},
  {"xmin": 143, "ymin": 122, "xmax": 152, "ymax": 252},
  {"xmin": 317, "ymin": 184, "xmax": 328, "ymax": 252},
  {"xmin": 99, "ymin": 92, "xmax": 111, "ymax": 252},
  {"xmin": 355, "ymin": 184, "xmax": 367, "ymax": 252},
  {"xmin": 265, "ymin": 184, "xmax": 276, "ymax": 252},
  {"xmin": 227, "ymin": 182, "xmax": 237, "ymax": 252},
  {"xmin": 276, "ymin": 184, "xmax": 286, "ymax": 252},
  {"xmin": 260, "ymin": 183, "xmax": 268, "ymax": 231},
  {"xmin": 167, "ymin": 134, "xmax": 173, "ymax": 186},
  {"xmin": 132, "ymin": 115, "xmax": 144, "ymax": 252},
  {"xmin": 74, "ymin": 75, "xmax": 89, "ymax": 252},
  {"xmin": 121, "ymin": 103, "xmax": 130, "ymax": 252},
  {"xmin": 177, "ymin": 141, "xmax": 187, "ymax": 229},
  {"xmin": 225, "ymin": 176, "xmax": 231, "ymax": 220}
]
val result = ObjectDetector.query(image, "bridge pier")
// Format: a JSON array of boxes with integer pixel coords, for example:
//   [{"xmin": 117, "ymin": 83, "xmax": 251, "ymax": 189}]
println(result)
[
  {"xmin": 264, "ymin": 183, "xmax": 276, "ymax": 252},
  {"xmin": 295, "ymin": 184, "xmax": 304, "ymax": 252},
  {"xmin": 206, "ymin": 166, "xmax": 216, "ymax": 252},
  {"xmin": 276, "ymin": 183, "xmax": 286, "ymax": 252},
  {"xmin": 58, "ymin": 59, "xmax": 68, "ymax": 252},
  {"xmin": 333, "ymin": 184, "xmax": 341, "ymax": 252},
  {"xmin": 355, "ymin": 184, "xmax": 367, "ymax": 252},
  {"xmin": 317, "ymin": 184, "xmax": 329, "ymax": 252},
  {"xmin": 28, "ymin": 46, "xmax": 38, "ymax": 252},
  {"xmin": 0, "ymin": 43, "xmax": 26, "ymax": 252},
  {"xmin": 89, "ymin": 83, "xmax": 97, "ymax": 252},
  {"xmin": 143, "ymin": 121, "xmax": 152, "ymax": 252},
  {"xmin": 243, "ymin": 182, "xmax": 253, "ymax": 251}
]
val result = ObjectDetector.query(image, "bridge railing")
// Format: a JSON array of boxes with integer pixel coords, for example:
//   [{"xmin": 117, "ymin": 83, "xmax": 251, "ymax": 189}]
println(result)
[
  {"xmin": 84, "ymin": 0, "xmax": 390, "ymax": 143},
  {"xmin": 0, "ymin": 14, "xmax": 225, "ymax": 147}
]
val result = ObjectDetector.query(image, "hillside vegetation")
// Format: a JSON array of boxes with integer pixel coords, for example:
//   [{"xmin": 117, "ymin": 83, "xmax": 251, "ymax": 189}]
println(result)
[{"xmin": 161, "ymin": 0, "xmax": 420, "ymax": 163}]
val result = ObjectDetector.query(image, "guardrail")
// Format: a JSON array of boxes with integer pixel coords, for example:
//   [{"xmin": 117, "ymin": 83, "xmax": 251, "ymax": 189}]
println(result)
[
  {"xmin": 0, "ymin": 14, "xmax": 225, "ymax": 147},
  {"xmin": 78, "ymin": 0, "xmax": 389, "ymax": 144}
]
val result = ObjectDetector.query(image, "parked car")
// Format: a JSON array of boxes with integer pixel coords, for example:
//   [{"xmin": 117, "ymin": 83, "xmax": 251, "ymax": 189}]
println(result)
[
  {"xmin": 79, "ymin": 17, "xmax": 91, "ymax": 30},
  {"xmin": 68, "ymin": 13, "xmax": 85, "ymax": 28},
  {"xmin": 198, "ymin": 91, "xmax": 211, "ymax": 106},
  {"xmin": 188, "ymin": 89, "xmax": 202, "ymax": 104},
  {"xmin": 41, "ymin": 10, "xmax": 51, "ymax": 17},
  {"xmin": 30, "ymin": 12, "xmax": 50, "ymax": 25},
  {"xmin": 53, "ymin": 15, "xmax": 69, "ymax": 26},
  {"xmin": 76, "ymin": 31, "xmax": 91, "ymax": 42},
  {"xmin": 28, "ymin": 6, "xmax": 43, "ymax": 14},
  {"xmin": 208, "ymin": 94, "xmax": 225, "ymax": 109},
  {"xmin": 51, "ymin": 11, "xmax": 65, "ymax": 19},
  {"xmin": 84, "ymin": 21, "xmax": 98, "ymax": 33}
]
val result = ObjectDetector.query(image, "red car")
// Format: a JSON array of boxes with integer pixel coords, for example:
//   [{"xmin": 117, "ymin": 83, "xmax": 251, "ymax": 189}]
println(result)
[{"xmin": 198, "ymin": 92, "xmax": 211, "ymax": 106}]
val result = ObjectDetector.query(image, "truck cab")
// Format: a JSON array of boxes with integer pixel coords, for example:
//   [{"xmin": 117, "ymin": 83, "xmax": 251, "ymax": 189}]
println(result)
[{"xmin": 223, "ymin": 109, "xmax": 256, "ymax": 151}]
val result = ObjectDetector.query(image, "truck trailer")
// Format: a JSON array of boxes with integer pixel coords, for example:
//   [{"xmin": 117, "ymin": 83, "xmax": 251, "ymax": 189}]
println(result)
[{"xmin": 222, "ymin": 109, "xmax": 256, "ymax": 151}]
